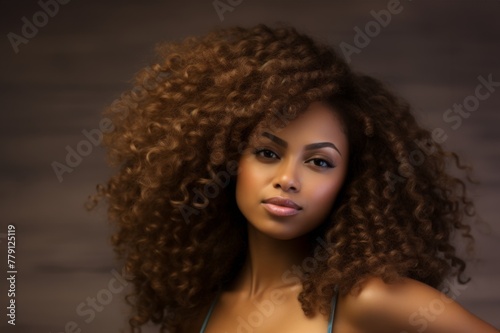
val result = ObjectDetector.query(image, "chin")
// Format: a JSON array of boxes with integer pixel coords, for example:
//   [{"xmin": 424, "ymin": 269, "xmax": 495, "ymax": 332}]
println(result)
[{"xmin": 252, "ymin": 224, "xmax": 309, "ymax": 241}]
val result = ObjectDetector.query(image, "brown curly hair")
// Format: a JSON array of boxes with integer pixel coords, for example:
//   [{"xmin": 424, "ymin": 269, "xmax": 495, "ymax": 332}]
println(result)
[{"xmin": 87, "ymin": 24, "xmax": 475, "ymax": 332}]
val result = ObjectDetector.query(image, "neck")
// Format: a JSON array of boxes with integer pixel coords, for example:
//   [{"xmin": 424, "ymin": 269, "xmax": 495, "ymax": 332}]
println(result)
[{"xmin": 230, "ymin": 223, "xmax": 312, "ymax": 299}]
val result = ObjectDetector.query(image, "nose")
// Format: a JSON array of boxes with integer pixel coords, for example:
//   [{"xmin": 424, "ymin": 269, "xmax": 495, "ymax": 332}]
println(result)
[{"xmin": 273, "ymin": 158, "xmax": 301, "ymax": 192}]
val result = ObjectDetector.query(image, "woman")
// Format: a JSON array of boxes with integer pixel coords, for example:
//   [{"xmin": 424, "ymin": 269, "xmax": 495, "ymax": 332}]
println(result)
[{"xmin": 88, "ymin": 24, "xmax": 498, "ymax": 332}]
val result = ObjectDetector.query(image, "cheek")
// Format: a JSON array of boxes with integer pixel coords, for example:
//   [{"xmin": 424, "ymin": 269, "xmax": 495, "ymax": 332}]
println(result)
[
  {"xmin": 308, "ymin": 176, "xmax": 345, "ymax": 211},
  {"xmin": 235, "ymin": 158, "xmax": 260, "ymax": 204},
  {"xmin": 319, "ymin": 180, "xmax": 342, "ymax": 196}
]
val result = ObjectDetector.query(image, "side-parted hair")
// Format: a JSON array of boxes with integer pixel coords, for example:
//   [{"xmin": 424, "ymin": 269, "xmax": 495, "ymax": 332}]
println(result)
[{"xmin": 88, "ymin": 24, "xmax": 474, "ymax": 332}]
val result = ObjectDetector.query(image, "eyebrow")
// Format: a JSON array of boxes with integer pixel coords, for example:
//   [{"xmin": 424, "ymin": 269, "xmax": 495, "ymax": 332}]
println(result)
[{"xmin": 261, "ymin": 131, "xmax": 342, "ymax": 156}]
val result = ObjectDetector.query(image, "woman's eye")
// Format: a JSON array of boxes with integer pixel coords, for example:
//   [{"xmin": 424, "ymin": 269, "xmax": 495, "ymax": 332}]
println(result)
[
  {"xmin": 307, "ymin": 158, "xmax": 334, "ymax": 168},
  {"xmin": 254, "ymin": 148, "xmax": 279, "ymax": 160}
]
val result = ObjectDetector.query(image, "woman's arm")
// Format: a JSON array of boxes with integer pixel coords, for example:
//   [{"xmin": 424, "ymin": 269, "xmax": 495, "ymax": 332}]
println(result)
[{"xmin": 343, "ymin": 277, "xmax": 498, "ymax": 333}]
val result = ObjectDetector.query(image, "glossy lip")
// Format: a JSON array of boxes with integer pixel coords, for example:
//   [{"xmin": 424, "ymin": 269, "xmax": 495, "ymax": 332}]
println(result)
[{"xmin": 261, "ymin": 197, "xmax": 302, "ymax": 217}]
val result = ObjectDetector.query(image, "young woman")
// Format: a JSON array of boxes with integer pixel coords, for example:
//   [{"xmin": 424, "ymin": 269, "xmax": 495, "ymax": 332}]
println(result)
[{"xmin": 88, "ymin": 24, "xmax": 498, "ymax": 332}]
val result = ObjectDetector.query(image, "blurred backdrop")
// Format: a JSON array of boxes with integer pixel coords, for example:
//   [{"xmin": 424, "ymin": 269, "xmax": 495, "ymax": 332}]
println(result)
[{"xmin": 1, "ymin": 0, "xmax": 499, "ymax": 332}]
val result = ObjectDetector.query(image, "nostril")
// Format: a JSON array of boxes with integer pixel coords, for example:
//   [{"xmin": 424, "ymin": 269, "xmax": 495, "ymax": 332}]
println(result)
[{"xmin": 273, "ymin": 181, "xmax": 300, "ymax": 192}]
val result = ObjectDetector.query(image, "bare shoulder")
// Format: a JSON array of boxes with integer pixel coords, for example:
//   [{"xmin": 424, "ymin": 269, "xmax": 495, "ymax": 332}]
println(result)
[{"xmin": 339, "ymin": 276, "xmax": 498, "ymax": 333}]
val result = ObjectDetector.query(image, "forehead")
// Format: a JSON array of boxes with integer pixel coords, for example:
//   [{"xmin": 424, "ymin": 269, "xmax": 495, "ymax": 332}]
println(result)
[
  {"xmin": 286, "ymin": 102, "xmax": 345, "ymax": 132},
  {"xmin": 249, "ymin": 102, "xmax": 349, "ymax": 153},
  {"xmin": 254, "ymin": 102, "xmax": 346, "ymax": 138}
]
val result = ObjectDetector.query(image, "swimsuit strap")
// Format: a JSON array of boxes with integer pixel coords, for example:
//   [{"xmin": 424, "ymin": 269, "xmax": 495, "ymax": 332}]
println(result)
[
  {"xmin": 327, "ymin": 288, "xmax": 339, "ymax": 333},
  {"xmin": 199, "ymin": 289, "xmax": 221, "ymax": 333}
]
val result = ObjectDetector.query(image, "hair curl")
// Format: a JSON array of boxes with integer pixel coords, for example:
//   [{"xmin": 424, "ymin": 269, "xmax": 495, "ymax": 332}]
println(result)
[{"xmin": 87, "ymin": 24, "xmax": 475, "ymax": 332}]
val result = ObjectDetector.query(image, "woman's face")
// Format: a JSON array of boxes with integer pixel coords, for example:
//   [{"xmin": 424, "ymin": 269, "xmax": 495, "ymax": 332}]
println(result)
[{"xmin": 235, "ymin": 102, "xmax": 349, "ymax": 240}]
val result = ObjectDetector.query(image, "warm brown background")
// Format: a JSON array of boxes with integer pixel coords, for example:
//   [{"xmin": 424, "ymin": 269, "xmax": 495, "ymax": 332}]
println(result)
[{"xmin": 1, "ymin": 0, "xmax": 499, "ymax": 332}]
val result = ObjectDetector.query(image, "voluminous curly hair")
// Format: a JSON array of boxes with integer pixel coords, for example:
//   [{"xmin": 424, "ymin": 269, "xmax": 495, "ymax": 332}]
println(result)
[{"xmin": 87, "ymin": 24, "xmax": 475, "ymax": 332}]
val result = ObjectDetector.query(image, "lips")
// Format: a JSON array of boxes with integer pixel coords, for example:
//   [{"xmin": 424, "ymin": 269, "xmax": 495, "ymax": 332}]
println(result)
[{"xmin": 261, "ymin": 197, "xmax": 302, "ymax": 217}]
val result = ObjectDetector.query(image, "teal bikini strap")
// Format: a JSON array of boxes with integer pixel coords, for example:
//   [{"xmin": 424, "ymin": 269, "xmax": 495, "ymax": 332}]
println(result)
[
  {"xmin": 327, "ymin": 289, "xmax": 338, "ymax": 333},
  {"xmin": 199, "ymin": 290, "xmax": 221, "ymax": 333}
]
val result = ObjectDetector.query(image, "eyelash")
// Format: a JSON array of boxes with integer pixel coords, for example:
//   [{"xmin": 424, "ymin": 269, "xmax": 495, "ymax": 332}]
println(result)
[
  {"xmin": 254, "ymin": 148, "xmax": 278, "ymax": 159},
  {"xmin": 252, "ymin": 148, "xmax": 335, "ymax": 169}
]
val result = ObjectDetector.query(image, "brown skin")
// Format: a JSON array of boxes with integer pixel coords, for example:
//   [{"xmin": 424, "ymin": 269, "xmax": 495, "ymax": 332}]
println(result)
[
  {"xmin": 337, "ymin": 277, "xmax": 499, "ymax": 333},
  {"xmin": 195, "ymin": 104, "xmax": 498, "ymax": 333},
  {"xmin": 193, "ymin": 278, "xmax": 499, "ymax": 332},
  {"xmin": 235, "ymin": 102, "xmax": 349, "ymax": 244}
]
